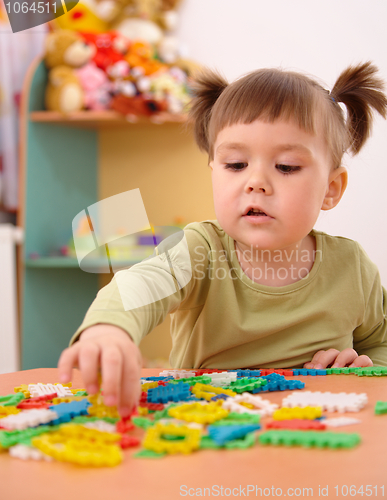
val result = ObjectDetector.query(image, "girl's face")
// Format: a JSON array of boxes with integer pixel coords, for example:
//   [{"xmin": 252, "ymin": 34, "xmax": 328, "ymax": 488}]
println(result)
[{"xmin": 209, "ymin": 119, "xmax": 347, "ymax": 254}]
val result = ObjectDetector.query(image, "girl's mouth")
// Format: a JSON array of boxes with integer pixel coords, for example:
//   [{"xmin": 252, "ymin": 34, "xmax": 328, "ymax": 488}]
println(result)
[{"xmin": 247, "ymin": 209, "xmax": 267, "ymax": 216}]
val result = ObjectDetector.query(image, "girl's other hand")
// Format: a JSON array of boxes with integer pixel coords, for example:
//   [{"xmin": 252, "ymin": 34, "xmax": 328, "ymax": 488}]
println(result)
[{"xmin": 303, "ymin": 348, "xmax": 373, "ymax": 369}]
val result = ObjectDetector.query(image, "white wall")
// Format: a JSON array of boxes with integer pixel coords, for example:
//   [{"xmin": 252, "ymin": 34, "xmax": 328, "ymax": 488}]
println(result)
[{"xmin": 177, "ymin": 0, "xmax": 387, "ymax": 285}]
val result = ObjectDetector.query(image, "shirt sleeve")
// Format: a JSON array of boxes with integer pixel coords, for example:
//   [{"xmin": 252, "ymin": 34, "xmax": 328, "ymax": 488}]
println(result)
[
  {"xmin": 352, "ymin": 243, "xmax": 387, "ymax": 366},
  {"xmin": 69, "ymin": 225, "xmax": 210, "ymax": 346}
]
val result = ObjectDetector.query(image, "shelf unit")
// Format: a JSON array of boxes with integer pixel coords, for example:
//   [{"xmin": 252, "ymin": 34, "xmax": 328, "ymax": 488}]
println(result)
[{"xmin": 18, "ymin": 58, "xmax": 195, "ymax": 369}]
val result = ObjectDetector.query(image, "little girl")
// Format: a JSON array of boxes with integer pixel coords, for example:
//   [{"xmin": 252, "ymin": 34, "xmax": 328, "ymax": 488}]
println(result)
[{"xmin": 59, "ymin": 62, "xmax": 387, "ymax": 416}]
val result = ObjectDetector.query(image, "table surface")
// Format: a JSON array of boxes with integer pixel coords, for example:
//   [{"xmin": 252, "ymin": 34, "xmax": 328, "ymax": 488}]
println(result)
[{"xmin": 0, "ymin": 368, "xmax": 386, "ymax": 500}]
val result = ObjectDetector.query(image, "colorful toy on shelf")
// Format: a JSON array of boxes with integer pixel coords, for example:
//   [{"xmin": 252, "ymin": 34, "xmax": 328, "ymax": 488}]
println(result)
[
  {"xmin": 44, "ymin": 30, "xmax": 96, "ymax": 113},
  {"xmin": 53, "ymin": 1, "xmax": 110, "ymax": 33}
]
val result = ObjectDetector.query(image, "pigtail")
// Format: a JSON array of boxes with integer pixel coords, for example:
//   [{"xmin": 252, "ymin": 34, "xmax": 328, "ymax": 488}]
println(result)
[
  {"xmin": 188, "ymin": 69, "xmax": 228, "ymax": 153},
  {"xmin": 331, "ymin": 62, "xmax": 387, "ymax": 155}
]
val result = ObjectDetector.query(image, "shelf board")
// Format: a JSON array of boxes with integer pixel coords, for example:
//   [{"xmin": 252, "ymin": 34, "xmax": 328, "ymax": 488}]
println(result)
[
  {"xmin": 25, "ymin": 256, "xmax": 140, "ymax": 269},
  {"xmin": 29, "ymin": 110, "xmax": 188, "ymax": 129}
]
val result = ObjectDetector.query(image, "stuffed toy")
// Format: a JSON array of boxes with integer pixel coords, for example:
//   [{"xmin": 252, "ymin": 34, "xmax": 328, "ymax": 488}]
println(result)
[
  {"xmin": 45, "ymin": 66, "xmax": 84, "ymax": 113},
  {"xmin": 44, "ymin": 30, "xmax": 96, "ymax": 112},
  {"xmin": 95, "ymin": 0, "xmax": 183, "ymax": 64},
  {"xmin": 76, "ymin": 62, "xmax": 113, "ymax": 110},
  {"xmin": 53, "ymin": 1, "xmax": 110, "ymax": 33},
  {"xmin": 80, "ymin": 31, "xmax": 130, "ymax": 72}
]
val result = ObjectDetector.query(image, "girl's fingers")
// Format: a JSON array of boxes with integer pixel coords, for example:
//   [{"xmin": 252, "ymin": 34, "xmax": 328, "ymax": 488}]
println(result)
[
  {"xmin": 78, "ymin": 342, "xmax": 101, "ymax": 395},
  {"xmin": 304, "ymin": 349, "xmax": 340, "ymax": 369},
  {"xmin": 101, "ymin": 345, "xmax": 123, "ymax": 407},
  {"xmin": 349, "ymin": 355, "xmax": 373, "ymax": 368},
  {"xmin": 119, "ymin": 354, "xmax": 142, "ymax": 417},
  {"xmin": 331, "ymin": 348, "xmax": 358, "ymax": 368},
  {"xmin": 57, "ymin": 343, "xmax": 81, "ymax": 383}
]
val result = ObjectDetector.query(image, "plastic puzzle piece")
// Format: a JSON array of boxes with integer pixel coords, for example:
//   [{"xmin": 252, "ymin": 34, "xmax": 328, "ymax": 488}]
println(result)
[
  {"xmin": 375, "ymin": 401, "xmax": 387, "ymax": 415},
  {"xmin": 147, "ymin": 382, "xmax": 191, "ymax": 404},
  {"xmin": 225, "ymin": 377, "xmax": 267, "ymax": 393},
  {"xmin": 200, "ymin": 431, "xmax": 256, "ymax": 450},
  {"xmin": 325, "ymin": 367, "xmax": 359, "ymax": 375},
  {"xmin": 140, "ymin": 376, "xmax": 174, "ymax": 382},
  {"xmin": 207, "ymin": 424, "xmax": 260, "ymax": 446},
  {"xmin": 32, "ymin": 431, "xmax": 123, "ymax": 466},
  {"xmin": 324, "ymin": 417, "xmax": 361, "ymax": 427},
  {"xmin": 259, "ymin": 369, "xmax": 295, "ymax": 377},
  {"xmin": 230, "ymin": 369, "xmax": 262, "ymax": 378},
  {"xmin": 143, "ymin": 422, "xmax": 201, "ymax": 455},
  {"xmin": 223, "ymin": 394, "xmax": 278, "ymax": 417},
  {"xmin": 266, "ymin": 419, "xmax": 326, "ymax": 430},
  {"xmin": 0, "ymin": 393, "xmax": 25, "ymax": 407},
  {"xmin": 159, "ymin": 370, "xmax": 197, "ymax": 379},
  {"xmin": 273, "ymin": 406, "xmax": 322, "ymax": 420},
  {"xmin": 17, "ymin": 393, "xmax": 57, "ymax": 409},
  {"xmin": 282, "ymin": 391, "xmax": 368, "ymax": 412},
  {"xmin": 207, "ymin": 372, "xmax": 238, "ymax": 387},
  {"xmin": 87, "ymin": 394, "xmax": 120, "ymax": 418},
  {"xmin": 168, "ymin": 402, "xmax": 229, "ymax": 424},
  {"xmin": 212, "ymin": 412, "xmax": 260, "ymax": 426},
  {"xmin": 28, "ymin": 383, "xmax": 73, "ymax": 398},
  {"xmin": 49, "ymin": 399, "xmax": 91, "ymax": 424},
  {"xmin": 119, "ymin": 434, "xmax": 140, "ymax": 449},
  {"xmin": 168, "ymin": 375, "xmax": 211, "ymax": 385},
  {"xmin": 82, "ymin": 420, "xmax": 118, "ymax": 433},
  {"xmin": 132, "ymin": 416, "xmax": 154, "ymax": 429},
  {"xmin": 0, "ymin": 405, "xmax": 20, "ymax": 418},
  {"xmin": 9, "ymin": 444, "xmax": 53, "ymax": 461},
  {"xmin": 141, "ymin": 382, "xmax": 159, "ymax": 392},
  {"xmin": 292, "ymin": 369, "xmax": 327, "ymax": 376},
  {"xmin": 191, "ymin": 383, "xmax": 236, "ymax": 401},
  {"xmin": 0, "ymin": 409, "xmax": 58, "ymax": 430},
  {"xmin": 139, "ymin": 402, "xmax": 165, "ymax": 412},
  {"xmin": 357, "ymin": 367, "xmax": 387, "ymax": 377},
  {"xmin": 259, "ymin": 430, "xmax": 361, "ymax": 449},
  {"xmin": 134, "ymin": 449, "xmax": 166, "ymax": 458},
  {"xmin": 14, "ymin": 385, "xmax": 30, "ymax": 398},
  {"xmin": 0, "ymin": 424, "xmax": 59, "ymax": 448},
  {"xmin": 252, "ymin": 379, "xmax": 305, "ymax": 393}
]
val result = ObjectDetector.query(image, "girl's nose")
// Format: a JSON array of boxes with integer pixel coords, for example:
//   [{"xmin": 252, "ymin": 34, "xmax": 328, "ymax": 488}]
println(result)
[{"xmin": 245, "ymin": 168, "xmax": 273, "ymax": 195}]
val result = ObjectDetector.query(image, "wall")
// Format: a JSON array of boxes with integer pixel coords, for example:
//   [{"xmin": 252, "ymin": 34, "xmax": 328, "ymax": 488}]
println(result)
[
  {"xmin": 99, "ymin": 123, "xmax": 211, "ymax": 363},
  {"xmin": 176, "ymin": 0, "xmax": 387, "ymax": 285}
]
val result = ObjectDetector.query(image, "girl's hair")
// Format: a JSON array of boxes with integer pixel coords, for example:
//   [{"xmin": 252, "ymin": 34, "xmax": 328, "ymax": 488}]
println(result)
[{"xmin": 188, "ymin": 62, "xmax": 387, "ymax": 168}]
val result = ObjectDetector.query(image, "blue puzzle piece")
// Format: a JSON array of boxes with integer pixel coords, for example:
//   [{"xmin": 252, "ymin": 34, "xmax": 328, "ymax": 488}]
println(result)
[
  {"xmin": 252, "ymin": 379, "xmax": 305, "ymax": 393},
  {"xmin": 147, "ymin": 382, "xmax": 191, "ymax": 404},
  {"xmin": 207, "ymin": 424, "xmax": 261, "ymax": 446},
  {"xmin": 292, "ymin": 369, "xmax": 327, "ymax": 376},
  {"xmin": 49, "ymin": 399, "xmax": 91, "ymax": 424}
]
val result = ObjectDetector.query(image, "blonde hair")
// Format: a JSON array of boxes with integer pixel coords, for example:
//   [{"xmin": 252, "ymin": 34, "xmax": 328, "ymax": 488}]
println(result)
[{"xmin": 188, "ymin": 62, "xmax": 387, "ymax": 168}]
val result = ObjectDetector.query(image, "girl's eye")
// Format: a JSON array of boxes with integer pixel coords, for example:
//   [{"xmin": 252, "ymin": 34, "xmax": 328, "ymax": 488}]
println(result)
[
  {"xmin": 224, "ymin": 162, "xmax": 248, "ymax": 171},
  {"xmin": 276, "ymin": 164, "xmax": 301, "ymax": 174}
]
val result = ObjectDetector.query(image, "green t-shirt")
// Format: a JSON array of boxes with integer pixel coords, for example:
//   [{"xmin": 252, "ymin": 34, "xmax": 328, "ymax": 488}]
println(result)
[{"xmin": 72, "ymin": 220, "xmax": 387, "ymax": 368}]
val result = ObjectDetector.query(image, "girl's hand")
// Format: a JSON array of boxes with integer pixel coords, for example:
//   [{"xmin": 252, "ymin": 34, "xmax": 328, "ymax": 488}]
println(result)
[
  {"xmin": 58, "ymin": 324, "xmax": 142, "ymax": 417},
  {"xmin": 303, "ymin": 348, "xmax": 373, "ymax": 369}
]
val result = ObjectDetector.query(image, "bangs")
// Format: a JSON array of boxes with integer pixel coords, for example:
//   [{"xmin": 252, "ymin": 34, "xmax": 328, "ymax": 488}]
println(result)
[{"xmin": 208, "ymin": 69, "xmax": 326, "ymax": 159}]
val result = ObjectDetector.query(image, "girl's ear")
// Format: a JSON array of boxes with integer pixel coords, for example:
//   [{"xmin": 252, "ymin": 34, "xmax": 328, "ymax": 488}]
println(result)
[{"xmin": 321, "ymin": 166, "xmax": 348, "ymax": 210}]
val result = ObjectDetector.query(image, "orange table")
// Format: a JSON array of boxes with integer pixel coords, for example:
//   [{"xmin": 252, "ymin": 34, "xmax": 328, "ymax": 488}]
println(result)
[{"xmin": 0, "ymin": 368, "xmax": 386, "ymax": 500}]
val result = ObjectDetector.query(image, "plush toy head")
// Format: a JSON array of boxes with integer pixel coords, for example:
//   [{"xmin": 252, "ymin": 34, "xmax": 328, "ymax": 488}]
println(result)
[{"xmin": 44, "ymin": 30, "xmax": 96, "ymax": 69}]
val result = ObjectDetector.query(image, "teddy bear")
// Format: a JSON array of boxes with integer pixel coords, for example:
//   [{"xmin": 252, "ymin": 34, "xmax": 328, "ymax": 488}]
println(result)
[
  {"xmin": 45, "ymin": 66, "xmax": 84, "ymax": 113},
  {"xmin": 44, "ymin": 30, "xmax": 96, "ymax": 112}
]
